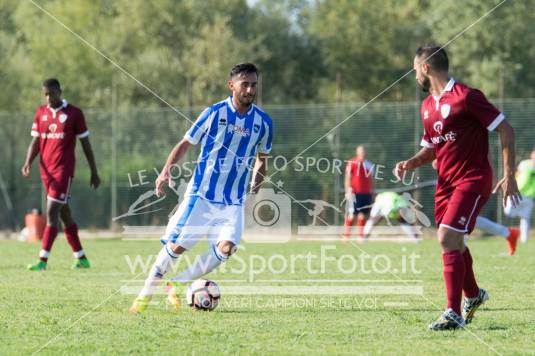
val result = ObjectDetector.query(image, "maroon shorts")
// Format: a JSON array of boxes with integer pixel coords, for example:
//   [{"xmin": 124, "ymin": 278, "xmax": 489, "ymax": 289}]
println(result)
[
  {"xmin": 435, "ymin": 189, "xmax": 488, "ymax": 234},
  {"xmin": 42, "ymin": 174, "xmax": 73, "ymax": 204}
]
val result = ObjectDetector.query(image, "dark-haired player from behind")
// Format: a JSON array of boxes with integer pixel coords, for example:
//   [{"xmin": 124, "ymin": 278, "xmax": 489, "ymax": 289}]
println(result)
[
  {"xmin": 22, "ymin": 79, "xmax": 100, "ymax": 270},
  {"xmin": 395, "ymin": 46, "xmax": 521, "ymax": 330}
]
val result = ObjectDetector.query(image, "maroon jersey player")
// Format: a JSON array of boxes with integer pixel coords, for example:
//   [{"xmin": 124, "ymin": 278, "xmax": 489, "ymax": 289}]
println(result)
[
  {"xmin": 395, "ymin": 46, "xmax": 521, "ymax": 330},
  {"xmin": 22, "ymin": 78, "xmax": 100, "ymax": 270}
]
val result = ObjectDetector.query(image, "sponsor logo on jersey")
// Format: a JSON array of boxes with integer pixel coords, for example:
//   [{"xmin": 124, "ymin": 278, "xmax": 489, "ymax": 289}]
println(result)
[
  {"xmin": 430, "ymin": 131, "xmax": 457, "ymax": 144},
  {"xmin": 227, "ymin": 124, "xmax": 250, "ymax": 137},
  {"xmin": 41, "ymin": 123, "xmax": 65, "ymax": 139},
  {"xmin": 40, "ymin": 132, "xmax": 65, "ymax": 139},
  {"xmin": 433, "ymin": 121, "xmax": 443, "ymax": 134}
]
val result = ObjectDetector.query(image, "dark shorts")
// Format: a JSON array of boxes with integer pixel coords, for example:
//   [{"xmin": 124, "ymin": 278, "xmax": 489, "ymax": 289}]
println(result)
[
  {"xmin": 435, "ymin": 189, "xmax": 488, "ymax": 234},
  {"xmin": 349, "ymin": 193, "xmax": 373, "ymax": 216}
]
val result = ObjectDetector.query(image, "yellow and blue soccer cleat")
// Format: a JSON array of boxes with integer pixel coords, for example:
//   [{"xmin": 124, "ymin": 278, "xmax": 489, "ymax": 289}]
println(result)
[
  {"xmin": 129, "ymin": 295, "xmax": 152, "ymax": 314},
  {"xmin": 166, "ymin": 281, "xmax": 182, "ymax": 310}
]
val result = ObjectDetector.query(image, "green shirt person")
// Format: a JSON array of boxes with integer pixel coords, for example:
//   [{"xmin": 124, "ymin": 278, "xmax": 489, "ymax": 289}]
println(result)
[{"xmin": 504, "ymin": 149, "xmax": 535, "ymax": 242}]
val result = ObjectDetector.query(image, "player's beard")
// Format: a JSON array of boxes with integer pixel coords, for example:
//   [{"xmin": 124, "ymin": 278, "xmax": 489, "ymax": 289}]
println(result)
[
  {"xmin": 237, "ymin": 93, "xmax": 255, "ymax": 108},
  {"xmin": 420, "ymin": 76, "xmax": 431, "ymax": 93}
]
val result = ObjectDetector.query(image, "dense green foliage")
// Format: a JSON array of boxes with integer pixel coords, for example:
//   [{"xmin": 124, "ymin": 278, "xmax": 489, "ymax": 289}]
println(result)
[{"xmin": 1, "ymin": 0, "xmax": 535, "ymax": 111}]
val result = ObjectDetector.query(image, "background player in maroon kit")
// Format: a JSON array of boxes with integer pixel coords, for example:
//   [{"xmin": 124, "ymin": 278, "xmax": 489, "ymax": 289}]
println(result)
[
  {"xmin": 395, "ymin": 46, "xmax": 521, "ymax": 330},
  {"xmin": 22, "ymin": 78, "xmax": 100, "ymax": 270},
  {"xmin": 344, "ymin": 145, "xmax": 374, "ymax": 239}
]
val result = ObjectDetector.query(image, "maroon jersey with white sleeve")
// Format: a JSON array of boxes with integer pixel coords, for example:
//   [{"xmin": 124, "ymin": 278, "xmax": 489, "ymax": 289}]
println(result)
[
  {"xmin": 420, "ymin": 79, "xmax": 504, "ymax": 196},
  {"xmin": 30, "ymin": 100, "xmax": 89, "ymax": 179}
]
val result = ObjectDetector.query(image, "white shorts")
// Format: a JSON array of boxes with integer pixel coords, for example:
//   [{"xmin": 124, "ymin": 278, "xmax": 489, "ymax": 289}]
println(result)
[
  {"xmin": 369, "ymin": 201, "xmax": 395, "ymax": 219},
  {"xmin": 161, "ymin": 195, "xmax": 243, "ymax": 250},
  {"xmin": 504, "ymin": 196, "xmax": 533, "ymax": 219}
]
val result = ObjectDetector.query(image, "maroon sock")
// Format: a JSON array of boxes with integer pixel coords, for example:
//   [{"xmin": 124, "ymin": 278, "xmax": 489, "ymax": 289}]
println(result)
[
  {"xmin": 462, "ymin": 248, "xmax": 479, "ymax": 298},
  {"xmin": 442, "ymin": 250, "xmax": 465, "ymax": 315},
  {"xmin": 64, "ymin": 223, "xmax": 85, "ymax": 258},
  {"xmin": 39, "ymin": 226, "xmax": 58, "ymax": 262}
]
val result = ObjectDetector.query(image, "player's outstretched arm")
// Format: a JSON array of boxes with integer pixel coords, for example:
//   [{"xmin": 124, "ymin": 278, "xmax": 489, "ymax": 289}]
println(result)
[
  {"xmin": 21, "ymin": 137, "xmax": 40, "ymax": 177},
  {"xmin": 493, "ymin": 120, "xmax": 521, "ymax": 208},
  {"xmin": 250, "ymin": 153, "xmax": 269, "ymax": 194},
  {"xmin": 155, "ymin": 138, "xmax": 191, "ymax": 197},
  {"xmin": 394, "ymin": 147, "xmax": 435, "ymax": 179},
  {"xmin": 80, "ymin": 137, "xmax": 100, "ymax": 189}
]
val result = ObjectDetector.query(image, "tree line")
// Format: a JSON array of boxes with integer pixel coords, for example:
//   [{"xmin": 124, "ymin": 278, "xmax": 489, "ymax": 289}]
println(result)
[{"xmin": 1, "ymin": 0, "xmax": 534, "ymax": 113}]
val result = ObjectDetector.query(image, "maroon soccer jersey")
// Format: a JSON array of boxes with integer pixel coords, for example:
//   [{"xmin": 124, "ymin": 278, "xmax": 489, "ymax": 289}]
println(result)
[
  {"xmin": 420, "ymin": 79, "xmax": 504, "ymax": 196},
  {"xmin": 30, "ymin": 100, "xmax": 89, "ymax": 179}
]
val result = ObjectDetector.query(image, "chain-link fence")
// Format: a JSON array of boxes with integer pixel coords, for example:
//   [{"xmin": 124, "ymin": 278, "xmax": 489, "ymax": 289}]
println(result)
[{"xmin": 1, "ymin": 99, "xmax": 533, "ymax": 232}]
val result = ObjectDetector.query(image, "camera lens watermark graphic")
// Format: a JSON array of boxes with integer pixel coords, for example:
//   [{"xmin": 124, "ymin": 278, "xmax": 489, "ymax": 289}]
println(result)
[
  {"xmin": 243, "ymin": 187, "xmax": 292, "ymax": 242},
  {"xmin": 253, "ymin": 199, "xmax": 280, "ymax": 227}
]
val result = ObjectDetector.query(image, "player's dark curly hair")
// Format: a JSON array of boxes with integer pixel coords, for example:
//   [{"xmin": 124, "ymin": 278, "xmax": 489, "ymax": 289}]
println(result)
[
  {"xmin": 229, "ymin": 63, "xmax": 259, "ymax": 79},
  {"xmin": 415, "ymin": 45, "xmax": 449, "ymax": 72},
  {"xmin": 42, "ymin": 78, "xmax": 61, "ymax": 91}
]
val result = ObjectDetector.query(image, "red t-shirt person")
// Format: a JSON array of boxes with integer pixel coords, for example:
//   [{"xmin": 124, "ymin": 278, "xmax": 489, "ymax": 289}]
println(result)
[
  {"xmin": 344, "ymin": 154, "xmax": 374, "ymax": 239},
  {"xmin": 30, "ymin": 99, "xmax": 89, "ymax": 203},
  {"xmin": 420, "ymin": 78, "xmax": 504, "ymax": 233},
  {"xmin": 346, "ymin": 157, "xmax": 373, "ymax": 194}
]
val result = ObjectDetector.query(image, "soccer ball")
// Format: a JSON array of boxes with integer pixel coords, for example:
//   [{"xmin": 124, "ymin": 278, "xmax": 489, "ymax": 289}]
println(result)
[{"xmin": 186, "ymin": 279, "xmax": 220, "ymax": 311}]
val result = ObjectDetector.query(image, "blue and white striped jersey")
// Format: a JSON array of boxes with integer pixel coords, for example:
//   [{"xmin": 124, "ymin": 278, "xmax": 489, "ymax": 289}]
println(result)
[{"xmin": 184, "ymin": 96, "xmax": 273, "ymax": 205}]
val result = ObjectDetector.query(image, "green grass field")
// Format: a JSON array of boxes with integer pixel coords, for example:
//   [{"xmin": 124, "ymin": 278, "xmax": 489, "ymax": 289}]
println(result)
[{"xmin": 1, "ymin": 236, "xmax": 534, "ymax": 355}]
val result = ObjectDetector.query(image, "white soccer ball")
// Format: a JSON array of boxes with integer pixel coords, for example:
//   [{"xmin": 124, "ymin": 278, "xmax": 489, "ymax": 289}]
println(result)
[{"xmin": 186, "ymin": 279, "xmax": 220, "ymax": 311}]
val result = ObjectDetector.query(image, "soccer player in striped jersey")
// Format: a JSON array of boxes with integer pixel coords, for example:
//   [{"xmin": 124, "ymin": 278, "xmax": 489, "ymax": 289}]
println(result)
[{"xmin": 130, "ymin": 63, "xmax": 273, "ymax": 313}]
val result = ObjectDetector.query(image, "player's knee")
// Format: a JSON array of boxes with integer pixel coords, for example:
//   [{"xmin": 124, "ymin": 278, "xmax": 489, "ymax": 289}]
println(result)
[
  {"xmin": 217, "ymin": 241, "xmax": 236, "ymax": 258},
  {"xmin": 436, "ymin": 230, "xmax": 449, "ymax": 247},
  {"xmin": 437, "ymin": 227, "xmax": 463, "ymax": 251},
  {"xmin": 59, "ymin": 211, "xmax": 73, "ymax": 227},
  {"xmin": 169, "ymin": 242, "xmax": 187, "ymax": 255},
  {"xmin": 46, "ymin": 204, "xmax": 61, "ymax": 226}
]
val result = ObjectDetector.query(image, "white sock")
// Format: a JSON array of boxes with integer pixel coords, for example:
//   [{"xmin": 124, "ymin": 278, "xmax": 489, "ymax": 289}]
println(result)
[
  {"xmin": 139, "ymin": 244, "xmax": 179, "ymax": 297},
  {"xmin": 73, "ymin": 250, "xmax": 85, "ymax": 258},
  {"xmin": 363, "ymin": 220, "xmax": 374, "ymax": 236},
  {"xmin": 400, "ymin": 223, "xmax": 418, "ymax": 238},
  {"xmin": 520, "ymin": 218, "xmax": 530, "ymax": 242},
  {"xmin": 475, "ymin": 217, "xmax": 509, "ymax": 238},
  {"xmin": 172, "ymin": 245, "xmax": 227, "ymax": 284}
]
